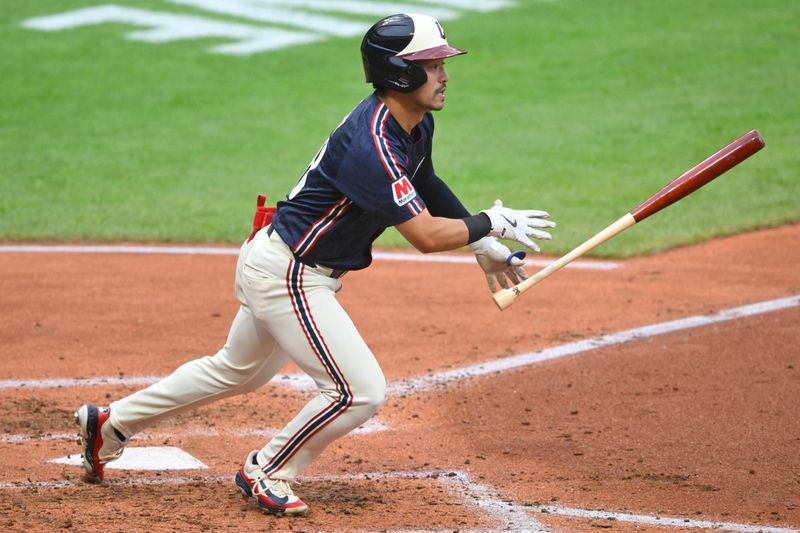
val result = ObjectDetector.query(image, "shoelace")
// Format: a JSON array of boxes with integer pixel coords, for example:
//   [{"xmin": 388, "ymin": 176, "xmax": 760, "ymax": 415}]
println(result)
[
  {"xmin": 98, "ymin": 434, "xmax": 125, "ymax": 463},
  {"xmin": 106, "ymin": 448, "xmax": 124, "ymax": 461},
  {"xmin": 253, "ymin": 477, "xmax": 294, "ymax": 499},
  {"xmin": 98, "ymin": 420, "xmax": 127, "ymax": 463}
]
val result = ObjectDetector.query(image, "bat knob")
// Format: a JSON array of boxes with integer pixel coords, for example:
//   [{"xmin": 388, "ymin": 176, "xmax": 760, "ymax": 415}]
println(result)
[{"xmin": 507, "ymin": 250, "xmax": 526, "ymax": 265}]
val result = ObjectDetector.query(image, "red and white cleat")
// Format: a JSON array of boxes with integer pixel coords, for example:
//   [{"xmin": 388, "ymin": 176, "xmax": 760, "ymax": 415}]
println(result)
[
  {"xmin": 74, "ymin": 404, "xmax": 126, "ymax": 482},
  {"xmin": 235, "ymin": 450, "xmax": 309, "ymax": 516}
]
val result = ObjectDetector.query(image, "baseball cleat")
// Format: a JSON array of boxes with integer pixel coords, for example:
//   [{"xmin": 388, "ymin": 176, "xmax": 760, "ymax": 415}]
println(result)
[
  {"xmin": 235, "ymin": 450, "xmax": 309, "ymax": 516},
  {"xmin": 74, "ymin": 404, "xmax": 125, "ymax": 482}
]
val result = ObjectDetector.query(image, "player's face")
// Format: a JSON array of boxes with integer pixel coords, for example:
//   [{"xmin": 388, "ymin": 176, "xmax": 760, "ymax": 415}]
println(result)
[{"xmin": 411, "ymin": 59, "xmax": 449, "ymax": 112}]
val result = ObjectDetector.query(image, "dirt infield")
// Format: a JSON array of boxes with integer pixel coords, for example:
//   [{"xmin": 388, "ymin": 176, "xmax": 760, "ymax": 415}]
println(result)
[{"xmin": 1, "ymin": 225, "xmax": 799, "ymax": 532}]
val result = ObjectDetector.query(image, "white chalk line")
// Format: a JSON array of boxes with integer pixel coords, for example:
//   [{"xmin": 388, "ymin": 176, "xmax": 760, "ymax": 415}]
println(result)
[
  {"xmin": 0, "ymin": 469, "xmax": 543, "ymax": 532},
  {"xmin": 389, "ymin": 293, "xmax": 800, "ymax": 395},
  {"xmin": 3, "ymin": 294, "xmax": 797, "ymax": 395},
  {"xmin": 529, "ymin": 504, "xmax": 799, "ymax": 533},
  {"xmin": 0, "ymin": 469, "xmax": 794, "ymax": 533},
  {"xmin": 0, "ymin": 243, "xmax": 618, "ymax": 269}
]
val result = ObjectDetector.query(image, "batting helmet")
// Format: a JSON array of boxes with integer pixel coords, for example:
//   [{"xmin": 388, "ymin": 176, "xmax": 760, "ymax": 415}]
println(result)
[{"xmin": 360, "ymin": 14, "xmax": 467, "ymax": 93}]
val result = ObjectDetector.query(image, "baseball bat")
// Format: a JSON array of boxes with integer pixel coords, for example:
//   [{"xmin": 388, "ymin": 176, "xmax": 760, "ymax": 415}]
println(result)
[{"xmin": 493, "ymin": 129, "xmax": 765, "ymax": 310}]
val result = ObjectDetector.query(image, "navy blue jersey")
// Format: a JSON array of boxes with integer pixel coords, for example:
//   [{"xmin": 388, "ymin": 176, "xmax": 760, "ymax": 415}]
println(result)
[{"xmin": 272, "ymin": 93, "xmax": 469, "ymax": 271}]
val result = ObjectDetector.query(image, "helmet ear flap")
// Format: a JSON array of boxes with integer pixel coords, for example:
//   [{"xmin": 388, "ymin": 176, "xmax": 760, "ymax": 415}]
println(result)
[
  {"xmin": 384, "ymin": 56, "xmax": 427, "ymax": 93},
  {"xmin": 362, "ymin": 55, "xmax": 373, "ymax": 83},
  {"xmin": 361, "ymin": 50, "xmax": 427, "ymax": 93}
]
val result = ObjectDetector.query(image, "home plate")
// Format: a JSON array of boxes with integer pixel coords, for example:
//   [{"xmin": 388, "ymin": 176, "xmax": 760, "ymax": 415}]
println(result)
[{"xmin": 50, "ymin": 446, "xmax": 208, "ymax": 470}]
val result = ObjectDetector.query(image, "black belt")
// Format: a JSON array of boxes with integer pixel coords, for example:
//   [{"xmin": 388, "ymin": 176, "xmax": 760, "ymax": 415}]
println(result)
[
  {"xmin": 266, "ymin": 226, "xmax": 347, "ymax": 279},
  {"xmin": 319, "ymin": 266, "xmax": 348, "ymax": 279}
]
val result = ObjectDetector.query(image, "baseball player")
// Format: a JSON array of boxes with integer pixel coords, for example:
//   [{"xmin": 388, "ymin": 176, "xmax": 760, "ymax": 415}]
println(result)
[{"xmin": 75, "ymin": 13, "xmax": 555, "ymax": 517}]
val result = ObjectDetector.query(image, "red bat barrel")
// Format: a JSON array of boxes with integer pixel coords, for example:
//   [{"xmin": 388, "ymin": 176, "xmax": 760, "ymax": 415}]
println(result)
[{"xmin": 630, "ymin": 130, "xmax": 765, "ymax": 223}]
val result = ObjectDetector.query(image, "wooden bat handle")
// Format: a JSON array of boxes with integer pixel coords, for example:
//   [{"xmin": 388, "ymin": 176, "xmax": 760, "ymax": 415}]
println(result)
[{"xmin": 492, "ymin": 214, "xmax": 635, "ymax": 310}]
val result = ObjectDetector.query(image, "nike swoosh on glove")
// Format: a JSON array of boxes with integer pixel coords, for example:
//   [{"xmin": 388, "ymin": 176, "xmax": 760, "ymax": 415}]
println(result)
[{"xmin": 481, "ymin": 199, "xmax": 555, "ymax": 252}]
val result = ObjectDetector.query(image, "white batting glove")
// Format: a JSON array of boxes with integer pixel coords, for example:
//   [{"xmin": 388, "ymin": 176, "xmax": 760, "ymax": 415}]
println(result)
[
  {"xmin": 470, "ymin": 236, "xmax": 529, "ymax": 293},
  {"xmin": 481, "ymin": 199, "xmax": 555, "ymax": 252}
]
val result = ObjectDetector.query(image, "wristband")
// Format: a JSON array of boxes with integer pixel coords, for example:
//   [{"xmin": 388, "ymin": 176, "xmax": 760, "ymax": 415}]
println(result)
[{"xmin": 462, "ymin": 212, "xmax": 492, "ymax": 244}]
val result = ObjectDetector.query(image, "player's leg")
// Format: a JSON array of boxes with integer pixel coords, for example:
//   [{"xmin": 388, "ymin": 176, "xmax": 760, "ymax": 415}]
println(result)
[
  {"xmin": 254, "ymin": 263, "xmax": 385, "ymax": 480},
  {"xmin": 76, "ymin": 303, "xmax": 288, "ymax": 481},
  {"xmin": 109, "ymin": 304, "xmax": 287, "ymax": 437},
  {"xmin": 76, "ymin": 233, "xmax": 287, "ymax": 481},
  {"xmin": 233, "ymin": 232, "xmax": 385, "ymax": 515}
]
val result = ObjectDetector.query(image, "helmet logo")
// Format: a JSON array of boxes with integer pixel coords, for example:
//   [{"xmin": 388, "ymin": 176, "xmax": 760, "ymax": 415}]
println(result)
[{"xmin": 435, "ymin": 20, "xmax": 445, "ymax": 39}]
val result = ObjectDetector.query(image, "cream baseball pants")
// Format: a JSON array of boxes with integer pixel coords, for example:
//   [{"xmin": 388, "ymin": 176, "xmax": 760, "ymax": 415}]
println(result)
[{"xmin": 109, "ymin": 226, "xmax": 386, "ymax": 480}]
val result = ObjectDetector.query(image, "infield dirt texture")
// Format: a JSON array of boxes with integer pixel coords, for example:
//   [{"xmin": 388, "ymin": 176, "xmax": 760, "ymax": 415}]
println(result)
[
  {"xmin": 2, "ymin": 0, "xmax": 799, "ymax": 532},
  {"xmin": 1, "ymin": 227, "xmax": 799, "ymax": 531}
]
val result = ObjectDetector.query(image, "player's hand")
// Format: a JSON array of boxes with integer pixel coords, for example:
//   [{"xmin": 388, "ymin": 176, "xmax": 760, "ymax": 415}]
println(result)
[
  {"xmin": 481, "ymin": 199, "xmax": 555, "ymax": 252},
  {"xmin": 470, "ymin": 236, "xmax": 529, "ymax": 293}
]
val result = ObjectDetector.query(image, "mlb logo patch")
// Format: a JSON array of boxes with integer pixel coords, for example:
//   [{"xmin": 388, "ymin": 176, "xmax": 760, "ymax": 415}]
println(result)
[{"xmin": 392, "ymin": 176, "xmax": 417, "ymax": 206}]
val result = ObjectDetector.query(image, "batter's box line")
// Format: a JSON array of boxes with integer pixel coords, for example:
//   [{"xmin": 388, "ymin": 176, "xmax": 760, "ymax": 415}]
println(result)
[
  {"xmin": 0, "ymin": 469, "xmax": 538, "ymax": 532},
  {"xmin": 0, "ymin": 469, "xmax": 795, "ymax": 533},
  {"xmin": 0, "ymin": 468, "xmax": 544, "ymax": 532},
  {"xmin": 526, "ymin": 504, "xmax": 800, "ymax": 533},
  {"xmin": 314, "ymin": 471, "xmax": 800, "ymax": 533}
]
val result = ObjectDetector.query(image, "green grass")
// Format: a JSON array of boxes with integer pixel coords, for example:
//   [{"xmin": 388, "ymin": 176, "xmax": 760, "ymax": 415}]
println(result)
[{"xmin": 1, "ymin": 0, "xmax": 798, "ymax": 256}]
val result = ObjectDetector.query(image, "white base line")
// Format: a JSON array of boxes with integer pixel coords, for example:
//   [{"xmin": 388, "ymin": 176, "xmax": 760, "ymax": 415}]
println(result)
[
  {"xmin": 0, "ymin": 470, "xmax": 794, "ymax": 533},
  {"xmin": 2, "ymin": 295, "xmax": 797, "ymax": 392},
  {"xmin": 529, "ymin": 505, "xmax": 799, "ymax": 533},
  {"xmin": 389, "ymin": 294, "xmax": 800, "ymax": 395},
  {"xmin": 0, "ymin": 243, "xmax": 618, "ymax": 269}
]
